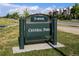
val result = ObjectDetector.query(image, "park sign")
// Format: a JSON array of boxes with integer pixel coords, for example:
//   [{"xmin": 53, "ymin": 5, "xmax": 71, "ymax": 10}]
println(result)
[{"xmin": 18, "ymin": 14, "xmax": 57, "ymax": 49}]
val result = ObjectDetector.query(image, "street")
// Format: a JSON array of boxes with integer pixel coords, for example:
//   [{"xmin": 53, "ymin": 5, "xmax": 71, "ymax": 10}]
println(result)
[
  {"xmin": 57, "ymin": 21, "xmax": 79, "ymax": 27},
  {"xmin": 57, "ymin": 21, "xmax": 79, "ymax": 35}
]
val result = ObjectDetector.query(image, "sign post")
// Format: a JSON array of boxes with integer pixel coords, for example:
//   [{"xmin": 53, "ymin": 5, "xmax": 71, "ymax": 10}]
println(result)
[
  {"xmin": 51, "ymin": 17, "xmax": 57, "ymax": 45},
  {"xmin": 18, "ymin": 14, "xmax": 57, "ymax": 49},
  {"xmin": 19, "ymin": 17, "xmax": 25, "ymax": 49}
]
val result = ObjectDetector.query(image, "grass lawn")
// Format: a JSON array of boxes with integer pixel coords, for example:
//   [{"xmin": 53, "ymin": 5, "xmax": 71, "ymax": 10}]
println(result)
[
  {"xmin": 0, "ymin": 18, "xmax": 18, "ymax": 25},
  {"xmin": 0, "ymin": 18, "xmax": 79, "ymax": 56},
  {"xmin": 0, "ymin": 25, "xmax": 79, "ymax": 56}
]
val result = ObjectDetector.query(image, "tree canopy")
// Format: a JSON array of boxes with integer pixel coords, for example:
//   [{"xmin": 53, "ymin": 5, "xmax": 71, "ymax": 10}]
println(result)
[
  {"xmin": 23, "ymin": 9, "xmax": 29, "ymax": 17},
  {"xmin": 5, "ymin": 8, "xmax": 29, "ymax": 19}
]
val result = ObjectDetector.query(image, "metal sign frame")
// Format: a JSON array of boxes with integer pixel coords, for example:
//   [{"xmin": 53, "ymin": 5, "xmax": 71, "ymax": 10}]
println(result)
[{"xmin": 18, "ymin": 14, "xmax": 57, "ymax": 49}]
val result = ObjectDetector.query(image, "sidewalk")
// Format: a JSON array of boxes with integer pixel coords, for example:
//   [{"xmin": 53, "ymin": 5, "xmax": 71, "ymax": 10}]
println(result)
[
  {"xmin": 57, "ymin": 26, "xmax": 79, "ymax": 35},
  {"xmin": 7, "ymin": 23, "xmax": 18, "ymax": 28}
]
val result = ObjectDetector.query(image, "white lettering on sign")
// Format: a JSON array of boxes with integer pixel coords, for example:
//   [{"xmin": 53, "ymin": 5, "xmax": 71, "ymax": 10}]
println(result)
[
  {"xmin": 43, "ymin": 28, "xmax": 50, "ymax": 31},
  {"xmin": 34, "ymin": 17, "xmax": 45, "ymax": 21},
  {"xmin": 28, "ymin": 28, "xmax": 50, "ymax": 32},
  {"xmin": 28, "ymin": 28, "xmax": 42, "ymax": 32}
]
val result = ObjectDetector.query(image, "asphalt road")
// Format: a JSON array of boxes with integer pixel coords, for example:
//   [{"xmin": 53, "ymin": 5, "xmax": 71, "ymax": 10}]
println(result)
[
  {"xmin": 57, "ymin": 21, "xmax": 79, "ymax": 27},
  {"xmin": 57, "ymin": 26, "xmax": 79, "ymax": 35},
  {"xmin": 57, "ymin": 21, "xmax": 79, "ymax": 35}
]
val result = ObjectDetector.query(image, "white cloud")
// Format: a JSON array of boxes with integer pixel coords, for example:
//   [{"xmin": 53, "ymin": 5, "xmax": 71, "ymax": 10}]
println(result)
[
  {"xmin": 9, "ymin": 6, "xmax": 54, "ymax": 15},
  {"xmin": 27, "ymin": 6, "xmax": 40, "ymax": 14},
  {"xmin": 0, "ymin": 3, "xmax": 12, "ymax": 6},
  {"xmin": 9, "ymin": 7, "xmax": 26, "ymax": 14},
  {"xmin": 0, "ymin": 3, "xmax": 57, "ymax": 16},
  {"xmin": 45, "ymin": 7, "xmax": 53, "ymax": 11},
  {"xmin": 41, "ymin": 5, "xmax": 57, "ymax": 14},
  {"xmin": 29, "ymin": 6, "xmax": 39, "ymax": 10},
  {"xmin": 9, "ymin": 5, "xmax": 40, "ymax": 15},
  {"xmin": 41, "ymin": 7, "xmax": 53, "ymax": 14},
  {"xmin": 0, "ymin": 3, "xmax": 24, "ymax": 8}
]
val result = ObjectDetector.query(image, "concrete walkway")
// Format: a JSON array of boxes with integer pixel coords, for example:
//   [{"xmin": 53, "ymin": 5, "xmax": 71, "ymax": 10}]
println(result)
[
  {"xmin": 0, "ymin": 24, "xmax": 18, "ymax": 28},
  {"xmin": 58, "ymin": 21, "xmax": 79, "ymax": 27},
  {"xmin": 6, "ymin": 24, "xmax": 18, "ymax": 28},
  {"xmin": 57, "ymin": 26, "xmax": 79, "ymax": 35},
  {"xmin": 12, "ymin": 42, "xmax": 65, "ymax": 53}
]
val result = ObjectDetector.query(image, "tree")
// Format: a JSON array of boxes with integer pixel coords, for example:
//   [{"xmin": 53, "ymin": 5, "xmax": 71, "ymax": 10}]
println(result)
[
  {"xmin": 23, "ymin": 9, "xmax": 29, "ymax": 17},
  {"xmin": 71, "ymin": 3, "xmax": 79, "ymax": 19},
  {"xmin": 6, "ymin": 13, "xmax": 10, "ymax": 18},
  {"xmin": 11, "ymin": 12, "xmax": 19, "ymax": 19},
  {"xmin": 5, "ymin": 12, "xmax": 19, "ymax": 19},
  {"xmin": 57, "ymin": 14, "xmax": 63, "ymax": 20},
  {"xmin": 5, "ymin": 9, "xmax": 29, "ymax": 19}
]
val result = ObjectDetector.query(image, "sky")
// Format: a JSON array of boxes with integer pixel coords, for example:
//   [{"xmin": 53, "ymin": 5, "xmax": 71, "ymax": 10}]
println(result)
[{"xmin": 0, "ymin": 3, "xmax": 74, "ymax": 17}]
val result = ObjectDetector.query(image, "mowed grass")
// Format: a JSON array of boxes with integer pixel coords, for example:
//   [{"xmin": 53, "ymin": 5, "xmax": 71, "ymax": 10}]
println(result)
[
  {"xmin": 0, "ymin": 25, "xmax": 79, "ymax": 56},
  {"xmin": 0, "ymin": 18, "xmax": 79, "ymax": 56},
  {"xmin": 0, "ymin": 18, "xmax": 18, "ymax": 25}
]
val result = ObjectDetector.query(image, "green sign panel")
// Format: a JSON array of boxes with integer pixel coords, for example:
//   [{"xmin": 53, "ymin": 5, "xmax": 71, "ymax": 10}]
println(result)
[
  {"xmin": 26, "ymin": 23, "xmax": 50, "ymax": 40},
  {"xmin": 19, "ymin": 14, "xmax": 57, "ymax": 49},
  {"xmin": 25, "ymin": 15, "xmax": 50, "ymax": 41},
  {"xmin": 31, "ymin": 15, "xmax": 48, "ymax": 22}
]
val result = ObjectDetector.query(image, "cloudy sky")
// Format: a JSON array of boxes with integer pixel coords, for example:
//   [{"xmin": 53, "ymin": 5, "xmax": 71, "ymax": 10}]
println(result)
[{"xmin": 0, "ymin": 3, "xmax": 74, "ymax": 17}]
